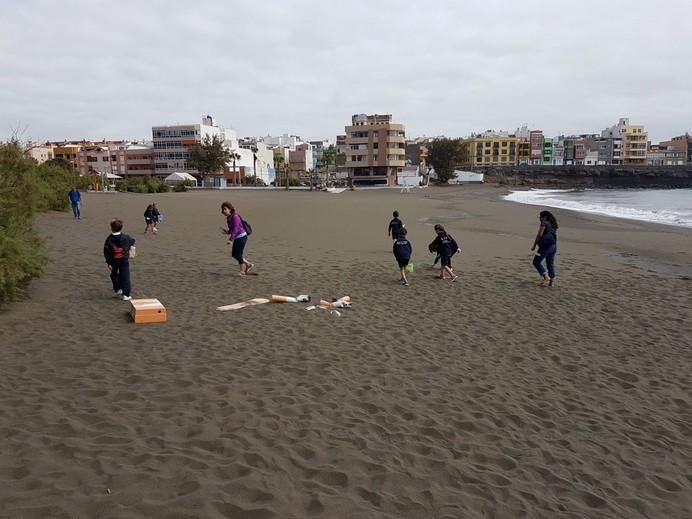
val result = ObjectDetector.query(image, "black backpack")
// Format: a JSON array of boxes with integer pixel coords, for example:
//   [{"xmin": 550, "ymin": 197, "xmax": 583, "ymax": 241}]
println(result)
[{"xmin": 241, "ymin": 217, "xmax": 252, "ymax": 236}]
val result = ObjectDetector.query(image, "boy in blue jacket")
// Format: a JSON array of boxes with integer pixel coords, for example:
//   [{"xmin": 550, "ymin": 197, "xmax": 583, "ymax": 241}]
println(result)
[{"xmin": 393, "ymin": 227, "xmax": 413, "ymax": 286}]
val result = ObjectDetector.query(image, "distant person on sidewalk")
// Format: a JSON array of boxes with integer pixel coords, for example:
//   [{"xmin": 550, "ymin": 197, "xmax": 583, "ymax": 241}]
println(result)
[
  {"xmin": 144, "ymin": 204, "xmax": 157, "ymax": 234},
  {"xmin": 388, "ymin": 210, "xmax": 404, "ymax": 240},
  {"xmin": 429, "ymin": 224, "xmax": 460, "ymax": 282},
  {"xmin": 68, "ymin": 187, "xmax": 81, "ymax": 219},
  {"xmin": 393, "ymin": 227, "xmax": 413, "ymax": 286},
  {"xmin": 103, "ymin": 218, "xmax": 136, "ymax": 301},
  {"xmin": 220, "ymin": 201, "xmax": 254, "ymax": 276},
  {"xmin": 531, "ymin": 210, "xmax": 558, "ymax": 286}
]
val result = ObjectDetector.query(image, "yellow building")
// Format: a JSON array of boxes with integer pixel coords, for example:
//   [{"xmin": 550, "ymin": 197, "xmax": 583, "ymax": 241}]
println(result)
[
  {"xmin": 52, "ymin": 144, "xmax": 82, "ymax": 169},
  {"xmin": 618, "ymin": 119, "xmax": 647, "ymax": 165},
  {"xmin": 469, "ymin": 135, "xmax": 518, "ymax": 166}
]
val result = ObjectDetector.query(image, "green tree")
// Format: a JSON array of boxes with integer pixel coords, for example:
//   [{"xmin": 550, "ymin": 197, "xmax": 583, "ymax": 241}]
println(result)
[
  {"xmin": 427, "ymin": 138, "xmax": 469, "ymax": 183},
  {"xmin": 44, "ymin": 156, "xmax": 75, "ymax": 172},
  {"xmin": 188, "ymin": 134, "xmax": 230, "ymax": 186},
  {"xmin": 322, "ymin": 145, "xmax": 336, "ymax": 184}
]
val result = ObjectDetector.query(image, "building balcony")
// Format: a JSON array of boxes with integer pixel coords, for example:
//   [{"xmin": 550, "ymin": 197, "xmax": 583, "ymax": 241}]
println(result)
[
  {"xmin": 386, "ymin": 135, "xmax": 406, "ymax": 144},
  {"xmin": 346, "ymin": 137, "xmax": 369, "ymax": 145}
]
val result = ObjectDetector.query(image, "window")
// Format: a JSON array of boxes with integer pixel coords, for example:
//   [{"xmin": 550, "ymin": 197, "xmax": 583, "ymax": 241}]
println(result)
[
  {"xmin": 87, "ymin": 156, "xmax": 97, "ymax": 162},
  {"xmin": 373, "ymin": 142, "xmax": 378, "ymax": 149},
  {"xmin": 102, "ymin": 157, "xmax": 109, "ymax": 161}
]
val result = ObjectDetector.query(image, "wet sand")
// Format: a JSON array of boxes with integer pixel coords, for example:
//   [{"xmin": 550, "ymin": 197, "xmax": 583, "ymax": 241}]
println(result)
[{"xmin": 1, "ymin": 186, "xmax": 691, "ymax": 518}]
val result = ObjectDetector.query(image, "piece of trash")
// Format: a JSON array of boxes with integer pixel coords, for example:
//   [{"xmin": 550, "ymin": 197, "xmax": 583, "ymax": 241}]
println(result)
[
  {"xmin": 330, "ymin": 310, "xmax": 341, "ymax": 317},
  {"xmin": 106, "ymin": 488, "xmax": 111, "ymax": 494},
  {"xmin": 272, "ymin": 294, "xmax": 312, "ymax": 303},
  {"xmin": 320, "ymin": 299, "xmax": 352, "ymax": 309},
  {"xmin": 305, "ymin": 305, "xmax": 316, "ymax": 311},
  {"xmin": 218, "ymin": 298, "xmax": 270, "ymax": 311}
]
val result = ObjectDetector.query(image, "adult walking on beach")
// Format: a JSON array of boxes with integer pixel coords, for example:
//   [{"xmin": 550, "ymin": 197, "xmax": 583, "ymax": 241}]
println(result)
[
  {"xmin": 220, "ymin": 201, "xmax": 254, "ymax": 276},
  {"xmin": 68, "ymin": 187, "xmax": 81, "ymax": 219},
  {"xmin": 531, "ymin": 210, "xmax": 558, "ymax": 286}
]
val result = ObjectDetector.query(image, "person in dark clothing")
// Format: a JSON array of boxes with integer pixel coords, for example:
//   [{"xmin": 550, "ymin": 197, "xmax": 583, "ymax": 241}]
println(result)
[
  {"xmin": 531, "ymin": 210, "xmax": 558, "ymax": 286},
  {"xmin": 103, "ymin": 218, "xmax": 136, "ymax": 300},
  {"xmin": 392, "ymin": 227, "xmax": 413, "ymax": 286},
  {"xmin": 429, "ymin": 224, "xmax": 460, "ymax": 282},
  {"xmin": 68, "ymin": 187, "xmax": 81, "ymax": 219},
  {"xmin": 144, "ymin": 204, "xmax": 156, "ymax": 234},
  {"xmin": 388, "ymin": 210, "xmax": 404, "ymax": 240},
  {"xmin": 151, "ymin": 204, "xmax": 161, "ymax": 229}
]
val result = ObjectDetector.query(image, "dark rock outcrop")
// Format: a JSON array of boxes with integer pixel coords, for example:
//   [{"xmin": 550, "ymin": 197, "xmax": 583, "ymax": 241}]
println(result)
[{"xmin": 470, "ymin": 165, "xmax": 692, "ymax": 188}]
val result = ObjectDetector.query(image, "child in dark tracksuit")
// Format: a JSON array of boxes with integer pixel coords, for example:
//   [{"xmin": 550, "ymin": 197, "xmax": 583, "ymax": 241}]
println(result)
[
  {"xmin": 388, "ymin": 210, "xmax": 404, "ymax": 240},
  {"xmin": 104, "ymin": 218, "xmax": 136, "ymax": 300},
  {"xmin": 393, "ymin": 227, "xmax": 413, "ymax": 286},
  {"xmin": 144, "ymin": 204, "xmax": 156, "ymax": 234},
  {"xmin": 429, "ymin": 224, "xmax": 460, "ymax": 282}
]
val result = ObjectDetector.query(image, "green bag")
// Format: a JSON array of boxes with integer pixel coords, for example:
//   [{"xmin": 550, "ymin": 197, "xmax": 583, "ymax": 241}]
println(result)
[{"xmin": 406, "ymin": 263, "xmax": 415, "ymax": 273}]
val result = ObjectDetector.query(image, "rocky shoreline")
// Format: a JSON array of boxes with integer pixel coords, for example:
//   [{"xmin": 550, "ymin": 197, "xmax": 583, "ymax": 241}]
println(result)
[{"xmin": 471, "ymin": 165, "xmax": 692, "ymax": 188}]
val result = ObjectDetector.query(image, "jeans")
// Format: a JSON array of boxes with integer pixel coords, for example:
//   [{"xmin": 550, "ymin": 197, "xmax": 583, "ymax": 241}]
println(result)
[
  {"xmin": 110, "ymin": 260, "xmax": 131, "ymax": 296},
  {"xmin": 533, "ymin": 244, "xmax": 556, "ymax": 279},
  {"xmin": 71, "ymin": 202, "xmax": 80, "ymax": 218},
  {"xmin": 231, "ymin": 235, "xmax": 247, "ymax": 264}
]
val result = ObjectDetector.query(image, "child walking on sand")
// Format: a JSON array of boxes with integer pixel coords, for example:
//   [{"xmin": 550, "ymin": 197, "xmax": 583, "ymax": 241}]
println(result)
[
  {"xmin": 429, "ymin": 224, "xmax": 460, "ymax": 282},
  {"xmin": 144, "ymin": 204, "xmax": 156, "ymax": 234},
  {"xmin": 388, "ymin": 210, "xmax": 404, "ymax": 240},
  {"xmin": 393, "ymin": 227, "xmax": 413, "ymax": 286},
  {"xmin": 103, "ymin": 218, "xmax": 136, "ymax": 300}
]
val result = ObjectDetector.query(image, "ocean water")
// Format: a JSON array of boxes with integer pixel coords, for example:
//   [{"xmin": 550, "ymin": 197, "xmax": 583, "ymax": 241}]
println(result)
[{"xmin": 504, "ymin": 188, "xmax": 692, "ymax": 228}]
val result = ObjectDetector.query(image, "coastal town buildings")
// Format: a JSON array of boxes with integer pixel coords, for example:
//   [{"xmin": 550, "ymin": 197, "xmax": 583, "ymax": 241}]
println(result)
[
  {"xmin": 530, "ymin": 130, "xmax": 543, "ymax": 165},
  {"xmin": 468, "ymin": 133, "xmax": 518, "ymax": 166},
  {"xmin": 345, "ymin": 113, "xmax": 406, "ymax": 186},
  {"xmin": 602, "ymin": 118, "xmax": 647, "ymax": 165}
]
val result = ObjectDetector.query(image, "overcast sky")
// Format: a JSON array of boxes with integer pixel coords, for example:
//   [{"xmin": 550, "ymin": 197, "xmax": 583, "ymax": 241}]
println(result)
[{"xmin": 1, "ymin": 0, "xmax": 690, "ymax": 143}]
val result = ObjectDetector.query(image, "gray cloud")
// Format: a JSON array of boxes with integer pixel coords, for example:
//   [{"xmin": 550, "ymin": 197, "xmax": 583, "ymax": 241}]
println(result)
[{"xmin": 1, "ymin": 0, "xmax": 690, "ymax": 143}]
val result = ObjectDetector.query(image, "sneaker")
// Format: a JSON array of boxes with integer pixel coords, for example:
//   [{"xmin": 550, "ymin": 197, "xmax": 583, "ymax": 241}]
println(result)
[
  {"xmin": 121, "ymin": 295, "xmax": 132, "ymax": 301},
  {"xmin": 450, "ymin": 275, "xmax": 459, "ymax": 283},
  {"xmin": 113, "ymin": 289, "xmax": 123, "ymax": 298},
  {"xmin": 549, "ymin": 278, "xmax": 555, "ymax": 287}
]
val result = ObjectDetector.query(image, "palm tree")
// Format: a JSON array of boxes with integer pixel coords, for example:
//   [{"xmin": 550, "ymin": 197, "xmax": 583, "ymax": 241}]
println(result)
[
  {"xmin": 251, "ymin": 146, "xmax": 258, "ymax": 185},
  {"xmin": 273, "ymin": 155, "xmax": 285, "ymax": 187},
  {"xmin": 229, "ymin": 151, "xmax": 241, "ymax": 186},
  {"xmin": 322, "ymin": 145, "xmax": 336, "ymax": 187}
]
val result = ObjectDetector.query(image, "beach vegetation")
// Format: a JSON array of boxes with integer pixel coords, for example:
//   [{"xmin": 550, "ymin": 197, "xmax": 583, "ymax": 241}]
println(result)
[
  {"xmin": 116, "ymin": 176, "xmax": 169, "ymax": 193},
  {"xmin": 0, "ymin": 141, "xmax": 88, "ymax": 304}
]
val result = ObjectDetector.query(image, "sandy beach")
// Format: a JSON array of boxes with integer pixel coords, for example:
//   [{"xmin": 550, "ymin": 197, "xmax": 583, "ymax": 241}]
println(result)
[{"xmin": 1, "ymin": 185, "xmax": 691, "ymax": 519}]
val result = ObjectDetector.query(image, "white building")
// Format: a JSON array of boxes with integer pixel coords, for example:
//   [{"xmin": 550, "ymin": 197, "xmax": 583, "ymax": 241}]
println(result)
[
  {"xmin": 261, "ymin": 133, "xmax": 303, "ymax": 149},
  {"xmin": 152, "ymin": 115, "xmax": 227, "ymax": 179},
  {"xmin": 25, "ymin": 143, "xmax": 54, "ymax": 164}
]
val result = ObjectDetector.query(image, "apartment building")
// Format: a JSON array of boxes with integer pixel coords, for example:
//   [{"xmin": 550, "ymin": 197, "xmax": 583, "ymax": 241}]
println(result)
[
  {"xmin": 529, "ymin": 130, "xmax": 544, "ymax": 165},
  {"xmin": 469, "ymin": 134, "xmax": 518, "ymax": 166},
  {"xmin": 77, "ymin": 143, "xmax": 155, "ymax": 177},
  {"xmin": 603, "ymin": 118, "xmax": 647, "ymax": 165},
  {"xmin": 542, "ymin": 138, "xmax": 553, "ymax": 165},
  {"xmin": 659, "ymin": 134, "xmax": 692, "ymax": 163},
  {"xmin": 152, "ymin": 115, "xmax": 227, "ymax": 180},
  {"xmin": 53, "ymin": 144, "xmax": 82, "ymax": 169},
  {"xmin": 25, "ymin": 143, "xmax": 54, "ymax": 164},
  {"xmin": 518, "ymin": 140, "xmax": 531, "ymax": 165},
  {"xmin": 647, "ymin": 145, "xmax": 685, "ymax": 166},
  {"xmin": 345, "ymin": 114, "xmax": 406, "ymax": 186}
]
